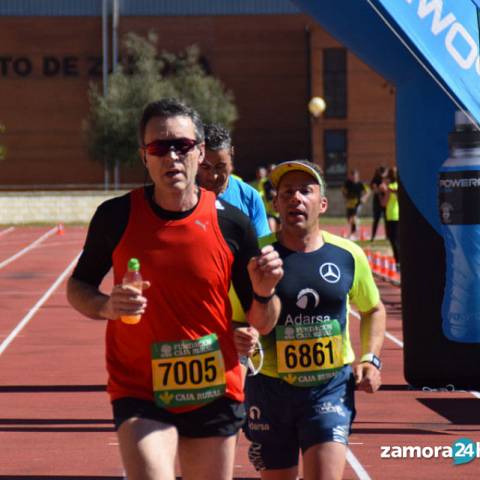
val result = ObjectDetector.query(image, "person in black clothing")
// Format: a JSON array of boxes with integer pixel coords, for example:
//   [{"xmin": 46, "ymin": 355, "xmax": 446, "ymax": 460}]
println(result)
[
  {"xmin": 342, "ymin": 169, "xmax": 369, "ymax": 239},
  {"xmin": 369, "ymin": 166, "xmax": 387, "ymax": 241}
]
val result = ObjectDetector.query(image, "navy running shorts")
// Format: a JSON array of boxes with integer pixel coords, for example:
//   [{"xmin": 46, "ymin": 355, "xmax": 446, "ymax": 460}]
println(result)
[
  {"xmin": 244, "ymin": 365, "xmax": 356, "ymax": 471},
  {"xmin": 112, "ymin": 396, "xmax": 246, "ymax": 438}
]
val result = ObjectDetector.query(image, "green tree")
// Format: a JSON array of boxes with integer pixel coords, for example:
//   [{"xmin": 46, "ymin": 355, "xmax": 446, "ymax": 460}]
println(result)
[{"xmin": 84, "ymin": 32, "xmax": 238, "ymax": 171}]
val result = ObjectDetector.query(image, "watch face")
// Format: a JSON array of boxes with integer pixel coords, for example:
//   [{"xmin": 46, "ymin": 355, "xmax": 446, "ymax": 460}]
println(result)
[
  {"xmin": 361, "ymin": 353, "xmax": 382, "ymax": 370},
  {"xmin": 371, "ymin": 355, "xmax": 382, "ymax": 370}
]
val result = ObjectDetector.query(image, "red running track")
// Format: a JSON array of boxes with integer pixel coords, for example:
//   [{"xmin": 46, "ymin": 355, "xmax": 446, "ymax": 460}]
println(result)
[{"xmin": 0, "ymin": 226, "xmax": 479, "ymax": 479}]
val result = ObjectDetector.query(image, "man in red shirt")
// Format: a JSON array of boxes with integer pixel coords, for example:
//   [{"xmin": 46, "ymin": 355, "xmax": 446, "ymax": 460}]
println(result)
[{"xmin": 67, "ymin": 98, "xmax": 283, "ymax": 480}]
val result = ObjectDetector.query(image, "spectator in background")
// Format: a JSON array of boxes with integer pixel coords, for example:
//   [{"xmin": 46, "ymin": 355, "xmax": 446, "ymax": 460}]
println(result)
[
  {"xmin": 197, "ymin": 124, "xmax": 270, "ymax": 238},
  {"xmin": 369, "ymin": 166, "xmax": 387, "ymax": 241},
  {"xmin": 250, "ymin": 165, "xmax": 268, "ymax": 200},
  {"xmin": 263, "ymin": 163, "xmax": 281, "ymax": 233},
  {"xmin": 342, "ymin": 169, "xmax": 369, "ymax": 240},
  {"xmin": 380, "ymin": 166, "xmax": 400, "ymax": 269},
  {"xmin": 198, "ymin": 124, "xmax": 271, "ymax": 381}
]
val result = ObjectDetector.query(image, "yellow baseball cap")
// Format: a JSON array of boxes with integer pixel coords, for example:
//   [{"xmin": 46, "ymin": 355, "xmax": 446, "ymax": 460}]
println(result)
[{"xmin": 270, "ymin": 160, "xmax": 325, "ymax": 191}]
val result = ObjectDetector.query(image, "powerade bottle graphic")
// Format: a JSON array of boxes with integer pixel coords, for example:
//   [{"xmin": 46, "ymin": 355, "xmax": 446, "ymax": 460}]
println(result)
[{"xmin": 439, "ymin": 110, "xmax": 480, "ymax": 343}]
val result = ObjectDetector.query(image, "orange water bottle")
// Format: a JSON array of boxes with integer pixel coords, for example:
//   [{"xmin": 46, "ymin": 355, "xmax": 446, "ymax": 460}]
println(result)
[{"xmin": 121, "ymin": 257, "xmax": 143, "ymax": 325}]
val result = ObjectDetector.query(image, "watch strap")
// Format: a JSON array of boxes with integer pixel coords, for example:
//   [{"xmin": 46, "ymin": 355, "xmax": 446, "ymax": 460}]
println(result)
[{"xmin": 253, "ymin": 291, "xmax": 275, "ymax": 304}]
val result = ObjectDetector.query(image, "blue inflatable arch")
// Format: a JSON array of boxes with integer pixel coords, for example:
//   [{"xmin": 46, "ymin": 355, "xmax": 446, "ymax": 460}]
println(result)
[{"xmin": 294, "ymin": 0, "xmax": 480, "ymax": 388}]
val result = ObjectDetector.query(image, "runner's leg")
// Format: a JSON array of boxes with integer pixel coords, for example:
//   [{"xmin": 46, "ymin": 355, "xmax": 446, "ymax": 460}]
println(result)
[
  {"xmin": 179, "ymin": 435, "xmax": 237, "ymax": 480},
  {"xmin": 303, "ymin": 441, "xmax": 347, "ymax": 480},
  {"xmin": 371, "ymin": 202, "xmax": 381, "ymax": 241},
  {"xmin": 117, "ymin": 417, "xmax": 178, "ymax": 480},
  {"xmin": 346, "ymin": 211, "xmax": 353, "ymax": 236},
  {"xmin": 351, "ymin": 214, "xmax": 358, "ymax": 235}
]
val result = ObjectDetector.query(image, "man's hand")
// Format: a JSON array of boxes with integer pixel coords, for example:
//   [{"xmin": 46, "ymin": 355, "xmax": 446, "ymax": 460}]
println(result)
[
  {"xmin": 353, "ymin": 362, "xmax": 381, "ymax": 393},
  {"xmin": 233, "ymin": 326, "xmax": 259, "ymax": 357},
  {"xmin": 247, "ymin": 245, "xmax": 283, "ymax": 296},
  {"xmin": 100, "ymin": 281, "xmax": 151, "ymax": 320}
]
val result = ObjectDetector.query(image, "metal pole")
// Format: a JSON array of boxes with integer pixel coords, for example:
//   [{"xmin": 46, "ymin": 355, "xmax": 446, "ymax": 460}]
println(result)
[
  {"xmin": 112, "ymin": 0, "xmax": 120, "ymax": 190},
  {"xmin": 305, "ymin": 25, "xmax": 313, "ymax": 163},
  {"xmin": 112, "ymin": 0, "xmax": 119, "ymax": 72},
  {"xmin": 102, "ymin": 0, "xmax": 110, "ymax": 191}
]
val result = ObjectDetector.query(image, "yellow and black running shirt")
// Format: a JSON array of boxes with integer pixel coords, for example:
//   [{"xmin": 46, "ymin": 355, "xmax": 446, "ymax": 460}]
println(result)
[{"xmin": 259, "ymin": 231, "xmax": 379, "ymax": 380}]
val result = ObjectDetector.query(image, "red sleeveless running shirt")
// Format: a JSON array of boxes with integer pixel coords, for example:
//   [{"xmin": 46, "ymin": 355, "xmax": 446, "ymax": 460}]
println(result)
[{"xmin": 107, "ymin": 187, "xmax": 242, "ymax": 410}]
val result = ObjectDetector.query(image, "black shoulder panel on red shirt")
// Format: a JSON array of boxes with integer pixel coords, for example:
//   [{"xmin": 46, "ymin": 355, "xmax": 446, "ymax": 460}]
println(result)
[{"xmin": 71, "ymin": 186, "xmax": 257, "ymax": 311}]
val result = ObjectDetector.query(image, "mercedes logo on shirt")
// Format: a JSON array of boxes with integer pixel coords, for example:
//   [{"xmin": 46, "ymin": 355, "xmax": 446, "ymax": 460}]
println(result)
[{"xmin": 319, "ymin": 262, "xmax": 341, "ymax": 284}]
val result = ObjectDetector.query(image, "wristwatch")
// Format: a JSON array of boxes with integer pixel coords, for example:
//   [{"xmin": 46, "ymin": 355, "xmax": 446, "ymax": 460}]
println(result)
[{"xmin": 360, "ymin": 352, "xmax": 382, "ymax": 370}]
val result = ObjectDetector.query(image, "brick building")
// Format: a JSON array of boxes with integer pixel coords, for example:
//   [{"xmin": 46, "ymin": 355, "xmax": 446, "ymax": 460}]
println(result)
[{"xmin": 0, "ymin": 0, "xmax": 395, "ymax": 190}]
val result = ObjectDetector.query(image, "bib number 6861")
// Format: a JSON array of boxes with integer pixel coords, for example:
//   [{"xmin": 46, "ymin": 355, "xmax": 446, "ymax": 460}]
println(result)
[{"xmin": 284, "ymin": 341, "xmax": 334, "ymax": 369}]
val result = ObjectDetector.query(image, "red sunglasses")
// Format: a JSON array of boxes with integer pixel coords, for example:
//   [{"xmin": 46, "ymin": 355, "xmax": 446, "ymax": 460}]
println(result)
[{"xmin": 142, "ymin": 138, "xmax": 199, "ymax": 157}]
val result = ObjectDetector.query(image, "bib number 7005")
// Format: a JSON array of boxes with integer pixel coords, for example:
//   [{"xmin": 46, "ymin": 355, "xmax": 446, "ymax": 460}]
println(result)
[
  {"xmin": 151, "ymin": 333, "xmax": 226, "ymax": 408},
  {"xmin": 156, "ymin": 356, "xmax": 217, "ymax": 387}
]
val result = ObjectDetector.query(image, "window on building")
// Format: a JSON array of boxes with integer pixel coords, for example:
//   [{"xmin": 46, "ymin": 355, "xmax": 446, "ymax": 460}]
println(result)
[
  {"xmin": 323, "ymin": 48, "xmax": 347, "ymax": 118},
  {"xmin": 324, "ymin": 130, "xmax": 347, "ymax": 186}
]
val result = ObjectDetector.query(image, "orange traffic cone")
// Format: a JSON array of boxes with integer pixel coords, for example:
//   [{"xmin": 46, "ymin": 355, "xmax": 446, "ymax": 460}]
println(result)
[
  {"xmin": 364, "ymin": 248, "xmax": 373, "ymax": 268},
  {"xmin": 359, "ymin": 227, "xmax": 367, "ymax": 241},
  {"xmin": 365, "ymin": 248, "xmax": 373, "ymax": 270},
  {"xmin": 380, "ymin": 254, "xmax": 389, "ymax": 278},
  {"xmin": 372, "ymin": 251, "xmax": 381, "ymax": 274},
  {"xmin": 387, "ymin": 256, "xmax": 396, "ymax": 280},
  {"xmin": 57, "ymin": 223, "xmax": 65, "ymax": 235}
]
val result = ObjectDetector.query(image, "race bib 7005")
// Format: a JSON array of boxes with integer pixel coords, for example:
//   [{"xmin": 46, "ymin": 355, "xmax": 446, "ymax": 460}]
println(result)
[{"xmin": 151, "ymin": 333, "xmax": 226, "ymax": 408}]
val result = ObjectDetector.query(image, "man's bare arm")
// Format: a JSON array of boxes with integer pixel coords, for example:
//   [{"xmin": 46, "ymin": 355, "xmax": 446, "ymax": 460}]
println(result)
[
  {"xmin": 359, "ymin": 301, "xmax": 386, "ymax": 356},
  {"xmin": 247, "ymin": 295, "xmax": 281, "ymax": 336},
  {"xmin": 246, "ymin": 245, "xmax": 283, "ymax": 335},
  {"xmin": 67, "ymin": 277, "xmax": 149, "ymax": 321},
  {"xmin": 354, "ymin": 301, "xmax": 386, "ymax": 393},
  {"xmin": 67, "ymin": 277, "xmax": 110, "ymax": 320}
]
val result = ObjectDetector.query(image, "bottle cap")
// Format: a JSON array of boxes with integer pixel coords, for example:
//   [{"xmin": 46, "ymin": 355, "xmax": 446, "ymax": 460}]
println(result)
[
  {"xmin": 449, "ymin": 110, "xmax": 480, "ymax": 148},
  {"xmin": 127, "ymin": 258, "xmax": 140, "ymax": 271},
  {"xmin": 455, "ymin": 110, "xmax": 473, "ymax": 127}
]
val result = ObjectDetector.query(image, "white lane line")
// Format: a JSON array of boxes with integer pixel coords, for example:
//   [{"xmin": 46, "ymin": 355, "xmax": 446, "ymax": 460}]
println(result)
[
  {"xmin": 0, "ymin": 226, "xmax": 57, "ymax": 270},
  {"xmin": 0, "ymin": 291, "xmax": 61, "ymax": 296},
  {"xmin": 350, "ymin": 299, "xmax": 479, "ymax": 476},
  {"xmin": 347, "ymin": 448, "xmax": 372, "ymax": 480},
  {"xmin": 0, "ymin": 227, "xmax": 15, "ymax": 238},
  {"xmin": 0, "ymin": 252, "xmax": 81, "ymax": 356},
  {"xmin": 347, "ymin": 308, "xmax": 389, "ymax": 478},
  {"xmin": 385, "ymin": 331, "xmax": 403, "ymax": 348}
]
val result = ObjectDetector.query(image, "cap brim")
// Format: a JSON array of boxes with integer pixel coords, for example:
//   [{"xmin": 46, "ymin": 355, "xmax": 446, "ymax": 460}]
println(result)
[{"xmin": 270, "ymin": 161, "xmax": 322, "ymax": 188}]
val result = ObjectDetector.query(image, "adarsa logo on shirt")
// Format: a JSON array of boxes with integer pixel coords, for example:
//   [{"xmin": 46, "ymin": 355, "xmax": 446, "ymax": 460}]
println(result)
[{"xmin": 285, "ymin": 314, "xmax": 332, "ymax": 326}]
